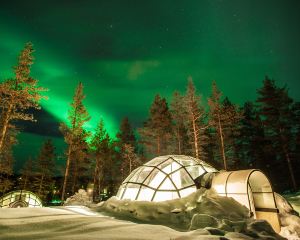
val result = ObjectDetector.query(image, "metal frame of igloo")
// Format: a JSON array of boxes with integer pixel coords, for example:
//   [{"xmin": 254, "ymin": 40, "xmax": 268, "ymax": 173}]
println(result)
[{"xmin": 117, "ymin": 155, "xmax": 217, "ymax": 202}]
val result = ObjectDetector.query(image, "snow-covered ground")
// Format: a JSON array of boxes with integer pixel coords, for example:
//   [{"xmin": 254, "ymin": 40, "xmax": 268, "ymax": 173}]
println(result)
[
  {"xmin": 0, "ymin": 206, "xmax": 247, "ymax": 240},
  {"xmin": 0, "ymin": 189, "xmax": 299, "ymax": 240},
  {"xmin": 284, "ymin": 193, "xmax": 300, "ymax": 215}
]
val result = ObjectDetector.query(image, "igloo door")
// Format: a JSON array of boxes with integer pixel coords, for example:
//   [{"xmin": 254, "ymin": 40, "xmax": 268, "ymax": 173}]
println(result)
[
  {"xmin": 248, "ymin": 171, "xmax": 281, "ymax": 233},
  {"xmin": 211, "ymin": 170, "xmax": 281, "ymax": 233}
]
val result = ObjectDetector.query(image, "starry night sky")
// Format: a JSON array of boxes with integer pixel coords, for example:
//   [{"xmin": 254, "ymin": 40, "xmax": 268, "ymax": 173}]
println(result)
[{"xmin": 1, "ymin": 0, "xmax": 300, "ymax": 170}]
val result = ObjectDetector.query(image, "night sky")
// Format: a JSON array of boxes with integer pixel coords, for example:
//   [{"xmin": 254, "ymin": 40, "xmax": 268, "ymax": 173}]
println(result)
[{"xmin": 1, "ymin": 0, "xmax": 300, "ymax": 170}]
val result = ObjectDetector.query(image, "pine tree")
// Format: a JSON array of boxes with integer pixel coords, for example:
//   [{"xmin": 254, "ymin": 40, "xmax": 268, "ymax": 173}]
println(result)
[
  {"xmin": 121, "ymin": 143, "xmax": 140, "ymax": 177},
  {"xmin": 19, "ymin": 158, "xmax": 34, "ymax": 191},
  {"xmin": 221, "ymin": 97, "xmax": 243, "ymax": 169},
  {"xmin": 60, "ymin": 82, "xmax": 90, "ymax": 200},
  {"xmin": 139, "ymin": 94, "xmax": 172, "ymax": 156},
  {"xmin": 116, "ymin": 117, "xmax": 136, "ymax": 147},
  {"xmin": 0, "ymin": 43, "xmax": 46, "ymax": 159},
  {"xmin": 184, "ymin": 78, "xmax": 208, "ymax": 161},
  {"xmin": 238, "ymin": 102, "xmax": 266, "ymax": 169},
  {"xmin": 90, "ymin": 119, "xmax": 108, "ymax": 201},
  {"xmin": 256, "ymin": 77, "xmax": 297, "ymax": 190},
  {"xmin": 208, "ymin": 81, "xmax": 242, "ymax": 170},
  {"xmin": 69, "ymin": 131, "xmax": 90, "ymax": 194},
  {"xmin": 0, "ymin": 127, "xmax": 17, "ymax": 194},
  {"xmin": 292, "ymin": 102, "xmax": 300, "ymax": 185},
  {"xmin": 170, "ymin": 91, "xmax": 190, "ymax": 155},
  {"xmin": 116, "ymin": 117, "xmax": 139, "ymax": 181},
  {"xmin": 33, "ymin": 139, "xmax": 56, "ymax": 200}
]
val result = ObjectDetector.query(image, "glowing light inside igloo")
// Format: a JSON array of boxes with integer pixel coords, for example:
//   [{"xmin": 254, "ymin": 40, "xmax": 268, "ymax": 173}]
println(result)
[{"xmin": 117, "ymin": 155, "xmax": 217, "ymax": 202}]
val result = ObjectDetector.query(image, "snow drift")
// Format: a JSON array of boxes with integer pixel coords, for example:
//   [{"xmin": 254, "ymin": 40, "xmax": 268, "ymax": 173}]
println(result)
[{"xmin": 97, "ymin": 188, "xmax": 287, "ymax": 239}]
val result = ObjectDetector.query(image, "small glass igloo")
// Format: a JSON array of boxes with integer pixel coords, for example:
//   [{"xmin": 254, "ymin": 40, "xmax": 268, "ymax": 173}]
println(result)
[
  {"xmin": 117, "ymin": 155, "xmax": 217, "ymax": 202},
  {"xmin": 0, "ymin": 190, "xmax": 43, "ymax": 208}
]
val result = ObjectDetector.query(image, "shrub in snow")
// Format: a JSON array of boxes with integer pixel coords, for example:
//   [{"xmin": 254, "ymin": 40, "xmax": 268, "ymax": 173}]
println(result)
[
  {"xmin": 64, "ymin": 189, "xmax": 92, "ymax": 206},
  {"xmin": 97, "ymin": 188, "xmax": 284, "ymax": 239}
]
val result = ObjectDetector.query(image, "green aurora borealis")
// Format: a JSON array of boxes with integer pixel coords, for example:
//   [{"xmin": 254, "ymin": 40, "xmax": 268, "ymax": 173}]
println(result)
[{"xmin": 1, "ymin": 0, "xmax": 300, "ymax": 170}]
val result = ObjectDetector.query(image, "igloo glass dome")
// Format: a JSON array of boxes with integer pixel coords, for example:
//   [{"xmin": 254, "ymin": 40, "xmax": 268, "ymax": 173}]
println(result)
[
  {"xmin": 117, "ymin": 155, "xmax": 217, "ymax": 202},
  {"xmin": 0, "ymin": 190, "xmax": 42, "ymax": 208}
]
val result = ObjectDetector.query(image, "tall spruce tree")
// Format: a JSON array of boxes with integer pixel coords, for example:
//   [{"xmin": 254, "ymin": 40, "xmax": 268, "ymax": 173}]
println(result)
[
  {"xmin": 69, "ymin": 132, "xmax": 90, "ymax": 194},
  {"xmin": 221, "ymin": 97, "xmax": 243, "ymax": 169},
  {"xmin": 116, "ymin": 117, "xmax": 139, "ymax": 180},
  {"xmin": 256, "ymin": 77, "xmax": 297, "ymax": 190},
  {"xmin": 33, "ymin": 139, "xmax": 56, "ymax": 200},
  {"xmin": 19, "ymin": 158, "xmax": 34, "ymax": 191},
  {"xmin": 121, "ymin": 143, "xmax": 140, "ymax": 177},
  {"xmin": 0, "ymin": 43, "xmax": 46, "ymax": 158},
  {"xmin": 90, "ymin": 119, "xmax": 109, "ymax": 201},
  {"xmin": 139, "ymin": 94, "xmax": 172, "ymax": 156},
  {"xmin": 238, "ymin": 102, "xmax": 266, "ymax": 169},
  {"xmin": 60, "ymin": 82, "xmax": 90, "ymax": 200},
  {"xmin": 208, "ymin": 81, "xmax": 242, "ymax": 170},
  {"xmin": 184, "ymin": 78, "xmax": 208, "ymax": 160},
  {"xmin": 0, "ymin": 127, "xmax": 17, "ymax": 194},
  {"xmin": 292, "ymin": 102, "xmax": 300, "ymax": 183},
  {"xmin": 116, "ymin": 117, "xmax": 136, "ymax": 147},
  {"xmin": 170, "ymin": 91, "xmax": 190, "ymax": 155}
]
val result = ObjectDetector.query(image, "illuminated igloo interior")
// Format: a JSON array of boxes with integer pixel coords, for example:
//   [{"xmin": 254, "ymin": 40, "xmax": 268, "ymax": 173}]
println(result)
[
  {"xmin": 0, "ymin": 190, "xmax": 42, "ymax": 208},
  {"xmin": 117, "ymin": 155, "xmax": 217, "ymax": 202}
]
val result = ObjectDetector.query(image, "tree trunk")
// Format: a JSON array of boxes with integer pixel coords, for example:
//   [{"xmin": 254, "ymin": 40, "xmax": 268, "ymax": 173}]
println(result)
[
  {"xmin": 176, "ymin": 127, "xmax": 181, "ymax": 154},
  {"xmin": 218, "ymin": 114, "xmax": 227, "ymax": 170},
  {"xmin": 71, "ymin": 160, "xmax": 78, "ymax": 194},
  {"xmin": 279, "ymin": 128, "xmax": 297, "ymax": 190},
  {"xmin": 129, "ymin": 155, "xmax": 132, "ymax": 173},
  {"xmin": 93, "ymin": 157, "xmax": 100, "ymax": 201},
  {"xmin": 98, "ymin": 172, "xmax": 101, "ymax": 197},
  {"xmin": 157, "ymin": 135, "xmax": 160, "ymax": 155},
  {"xmin": 192, "ymin": 116, "xmax": 199, "ymax": 159},
  {"xmin": 61, "ymin": 147, "xmax": 72, "ymax": 201},
  {"xmin": 38, "ymin": 174, "xmax": 44, "ymax": 196},
  {"xmin": 23, "ymin": 174, "xmax": 28, "ymax": 190},
  {"xmin": 0, "ymin": 104, "xmax": 13, "ymax": 154}
]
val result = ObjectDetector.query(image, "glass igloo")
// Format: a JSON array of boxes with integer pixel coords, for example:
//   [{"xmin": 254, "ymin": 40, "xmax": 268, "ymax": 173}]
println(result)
[
  {"xmin": 117, "ymin": 155, "xmax": 217, "ymax": 202},
  {"xmin": 0, "ymin": 190, "xmax": 43, "ymax": 208}
]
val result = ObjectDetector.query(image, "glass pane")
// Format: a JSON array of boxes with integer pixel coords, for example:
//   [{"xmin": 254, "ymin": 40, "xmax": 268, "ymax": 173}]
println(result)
[
  {"xmin": 135, "ymin": 167, "xmax": 154, "ymax": 183},
  {"xmin": 185, "ymin": 165, "xmax": 206, "ymax": 179},
  {"xmin": 170, "ymin": 168, "xmax": 194, "ymax": 189},
  {"xmin": 136, "ymin": 187, "xmax": 155, "ymax": 201},
  {"xmin": 180, "ymin": 186, "xmax": 197, "ymax": 198},
  {"xmin": 176, "ymin": 159, "xmax": 195, "ymax": 167},
  {"xmin": 129, "ymin": 167, "xmax": 143, "ymax": 183},
  {"xmin": 159, "ymin": 177, "xmax": 176, "ymax": 190},
  {"xmin": 202, "ymin": 165, "xmax": 217, "ymax": 173},
  {"xmin": 144, "ymin": 156, "xmax": 168, "ymax": 166},
  {"xmin": 153, "ymin": 191, "xmax": 179, "ymax": 202},
  {"xmin": 253, "ymin": 193, "xmax": 276, "ymax": 209},
  {"xmin": 122, "ymin": 184, "xmax": 141, "ymax": 200},
  {"xmin": 123, "ymin": 167, "xmax": 140, "ymax": 183},
  {"xmin": 143, "ymin": 168, "xmax": 167, "ymax": 189},
  {"xmin": 158, "ymin": 159, "xmax": 181, "ymax": 174},
  {"xmin": 249, "ymin": 171, "xmax": 272, "ymax": 193},
  {"xmin": 227, "ymin": 193, "xmax": 250, "ymax": 209},
  {"xmin": 116, "ymin": 185, "xmax": 126, "ymax": 198}
]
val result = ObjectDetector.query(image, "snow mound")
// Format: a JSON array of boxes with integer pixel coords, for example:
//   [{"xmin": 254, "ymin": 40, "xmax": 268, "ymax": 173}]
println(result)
[
  {"xmin": 97, "ymin": 188, "xmax": 284, "ymax": 239},
  {"xmin": 64, "ymin": 189, "xmax": 92, "ymax": 206},
  {"xmin": 275, "ymin": 193, "xmax": 300, "ymax": 239}
]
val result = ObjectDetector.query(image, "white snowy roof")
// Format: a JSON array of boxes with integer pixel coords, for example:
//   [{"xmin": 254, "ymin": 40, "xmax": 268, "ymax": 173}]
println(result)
[{"xmin": 117, "ymin": 155, "xmax": 217, "ymax": 202}]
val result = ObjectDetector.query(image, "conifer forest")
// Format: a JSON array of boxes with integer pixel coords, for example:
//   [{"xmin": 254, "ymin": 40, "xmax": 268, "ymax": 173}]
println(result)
[{"xmin": 0, "ymin": 43, "xmax": 299, "ymax": 204}]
